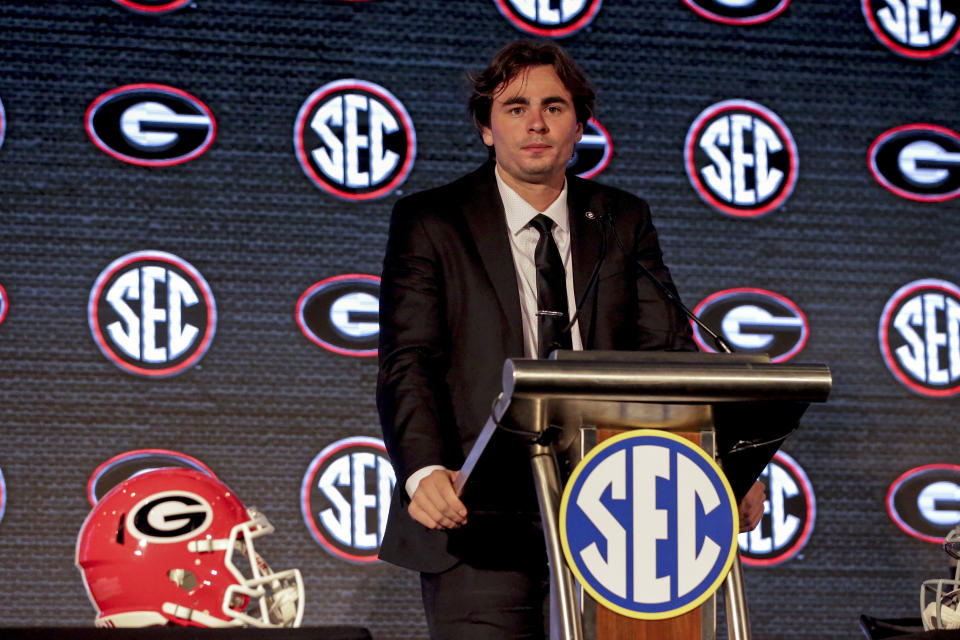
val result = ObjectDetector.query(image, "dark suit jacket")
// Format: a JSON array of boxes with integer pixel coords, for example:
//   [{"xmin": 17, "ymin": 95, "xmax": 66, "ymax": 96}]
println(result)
[{"xmin": 376, "ymin": 161, "xmax": 694, "ymax": 573}]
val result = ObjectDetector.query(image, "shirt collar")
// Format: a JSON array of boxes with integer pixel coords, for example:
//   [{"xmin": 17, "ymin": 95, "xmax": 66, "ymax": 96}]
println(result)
[{"xmin": 494, "ymin": 166, "xmax": 569, "ymax": 236}]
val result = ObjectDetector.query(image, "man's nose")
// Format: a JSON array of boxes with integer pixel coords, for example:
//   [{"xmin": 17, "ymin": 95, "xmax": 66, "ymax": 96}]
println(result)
[{"xmin": 527, "ymin": 111, "xmax": 547, "ymax": 133}]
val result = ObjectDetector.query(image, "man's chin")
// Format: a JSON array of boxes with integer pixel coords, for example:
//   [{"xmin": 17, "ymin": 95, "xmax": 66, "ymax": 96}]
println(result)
[
  {"xmin": 517, "ymin": 163, "xmax": 564, "ymax": 183},
  {"xmin": 496, "ymin": 159, "xmax": 567, "ymax": 187}
]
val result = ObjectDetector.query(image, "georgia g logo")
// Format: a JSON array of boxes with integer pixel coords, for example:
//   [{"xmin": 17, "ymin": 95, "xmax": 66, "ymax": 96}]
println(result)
[
  {"xmin": 87, "ymin": 449, "xmax": 217, "ymax": 506},
  {"xmin": 88, "ymin": 251, "xmax": 216, "ymax": 377},
  {"xmin": 879, "ymin": 279, "xmax": 960, "ymax": 397},
  {"xmin": 683, "ymin": 0, "xmax": 790, "ymax": 25},
  {"xmin": 685, "ymin": 100, "xmax": 798, "ymax": 218},
  {"xmin": 295, "ymin": 80, "xmax": 416, "ymax": 201},
  {"xmin": 301, "ymin": 437, "xmax": 396, "ymax": 564},
  {"xmin": 493, "ymin": 0, "xmax": 603, "ymax": 38},
  {"xmin": 86, "ymin": 84, "xmax": 216, "ymax": 166},
  {"xmin": 128, "ymin": 491, "xmax": 213, "ymax": 543},
  {"xmin": 888, "ymin": 464, "xmax": 960, "ymax": 543},
  {"xmin": 560, "ymin": 430, "xmax": 738, "ymax": 619},
  {"xmin": 869, "ymin": 124, "xmax": 960, "ymax": 202},
  {"xmin": 862, "ymin": 0, "xmax": 960, "ymax": 59},
  {"xmin": 297, "ymin": 274, "xmax": 380, "ymax": 357},
  {"xmin": 693, "ymin": 288, "xmax": 808, "ymax": 362}
]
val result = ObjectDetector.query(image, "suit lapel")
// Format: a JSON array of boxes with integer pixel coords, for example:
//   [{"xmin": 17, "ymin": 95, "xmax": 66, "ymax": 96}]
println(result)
[
  {"xmin": 461, "ymin": 163, "xmax": 525, "ymax": 356},
  {"xmin": 567, "ymin": 177, "xmax": 601, "ymax": 347}
]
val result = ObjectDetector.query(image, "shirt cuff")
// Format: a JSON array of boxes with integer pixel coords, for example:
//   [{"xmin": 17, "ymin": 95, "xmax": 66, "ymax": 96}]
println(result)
[{"xmin": 405, "ymin": 465, "xmax": 447, "ymax": 499}]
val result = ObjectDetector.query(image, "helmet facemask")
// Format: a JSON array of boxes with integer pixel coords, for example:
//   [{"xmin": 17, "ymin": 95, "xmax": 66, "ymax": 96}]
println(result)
[{"xmin": 220, "ymin": 509, "xmax": 305, "ymax": 628}]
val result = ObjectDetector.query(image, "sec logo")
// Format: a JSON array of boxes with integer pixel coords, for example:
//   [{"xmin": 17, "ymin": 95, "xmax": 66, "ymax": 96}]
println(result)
[
  {"xmin": 493, "ymin": 0, "xmax": 603, "ymax": 37},
  {"xmin": 683, "ymin": 0, "xmax": 790, "ymax": 25},
  {"xmin": 862, "ymin": 0, "xmax": 960, "ymax": 59},
  {"xmin": 301, "ymin": 436, "xmax": 396, "ymax": 563},
  {"xmin": 296, "ymin": 274, "xmax": 379, "ymax": 357},
  {"xmin": 685, "ymin": 100, "xmax": 798, "ymax": 217},
  {"xmin": 693, "ymin": 288, "xmax": 808, "ymax": 362},
  {"xmin": 86, "ymin": 449, "xmax": 217, "ymax": 506},
  {"xmin": 88, "ymin": 251, "xmax": 216, "ymax": 377},
  {"xmin": 86, "ymin": 84, "xmax": 215, "ymax": 166},
  {"xmin": 869, "ymin": 124, "xmax": 960, "ymax": 203},
  {"xmin": 880, "ymin": 279, "xmax": 960, "ymax": 397},
  {"xmin": 294, "ymin": 79, "xmax": 416, "ymax": 201},
  {"xmin": 561, "ymin": 430, "xmax": 737, "ymax": 619},
  {"xmin": 888, "ymin": 464, "xmax": 960, "ymax": 543},
  {"xmin": 569, "ymin": 118, "xmax": 612, "ymax": 179},
  {"xmin": 738, "ymin": 451, "xmax": 815, "ymax": 567},
  {"xmin": 110, "ymin": 0, "xmax": 192, "ymax": 13}
]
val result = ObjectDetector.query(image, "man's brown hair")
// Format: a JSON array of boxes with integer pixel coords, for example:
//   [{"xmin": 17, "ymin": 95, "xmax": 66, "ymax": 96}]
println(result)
[{"xmin": 468, "ymin": 40, "xmax": 596, "ymax": 134}]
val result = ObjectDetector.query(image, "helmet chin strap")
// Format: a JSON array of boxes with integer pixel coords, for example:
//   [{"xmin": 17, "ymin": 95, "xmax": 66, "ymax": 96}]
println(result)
[
  {"xmin": 269, "ymin": 583, "xmax": 301, "ymax": 625},
  {"xmin": 924, "ymin": 599, "xmax": 960, "ymax": 630},
  {"xmin": 96, "ymin": 610, "xmax": 169, "ymax": 628},
  {"xmin": 221, "ymin": 568, "xmax": 305, "ymax": 628}
]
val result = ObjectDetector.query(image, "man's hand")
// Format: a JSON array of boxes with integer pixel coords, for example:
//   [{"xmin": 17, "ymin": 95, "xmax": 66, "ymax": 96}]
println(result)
[
  {"xmin": 408, "ymin": 468, "xmax": 468, "ymax": 530},
  {"xmin": 738, "ymin": 481, "xmax": 766, "ymax": 533}
]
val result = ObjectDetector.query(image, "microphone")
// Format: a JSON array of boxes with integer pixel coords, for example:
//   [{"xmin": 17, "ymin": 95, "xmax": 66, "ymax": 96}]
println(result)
[
  {"xmin": 604, "ymin": 213, "xmax": 734, "ymax": 354},
  {"xmin": 561, "ymin": 209, "xmax": 608, "ymax": 336}
]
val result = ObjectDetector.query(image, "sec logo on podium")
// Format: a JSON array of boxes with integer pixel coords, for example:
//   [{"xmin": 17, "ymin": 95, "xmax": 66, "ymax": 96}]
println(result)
[{"xmin": 560, "ymin": 430, "xmax": 739, "ymax": 619}]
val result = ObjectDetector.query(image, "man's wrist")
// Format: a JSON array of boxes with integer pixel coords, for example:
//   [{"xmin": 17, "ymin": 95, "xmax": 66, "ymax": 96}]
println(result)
[{"xmin": 405, "ymin": 465, "xmax": 447, "ymax": 498}]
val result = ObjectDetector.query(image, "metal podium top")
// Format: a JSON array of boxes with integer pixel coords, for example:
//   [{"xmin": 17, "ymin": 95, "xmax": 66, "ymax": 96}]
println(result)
[
  {"xmin": 491, "ymin": 352, "xmax": 831, "ymax": 436},
  {"xmin": 501, "ymin": 352, "xmax": 832, "ymax": 405}
]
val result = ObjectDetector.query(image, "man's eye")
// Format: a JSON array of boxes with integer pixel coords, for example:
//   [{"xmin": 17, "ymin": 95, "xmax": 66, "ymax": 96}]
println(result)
[{"xmin": 510, "ymin": 107, "xmax": 524, "ymax": 115}]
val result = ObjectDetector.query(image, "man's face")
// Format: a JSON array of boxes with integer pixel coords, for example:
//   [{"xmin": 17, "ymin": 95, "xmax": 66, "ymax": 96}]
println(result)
[{"xmin": 481, "ymin": 64, "xmax": 583, "ymax": 190}]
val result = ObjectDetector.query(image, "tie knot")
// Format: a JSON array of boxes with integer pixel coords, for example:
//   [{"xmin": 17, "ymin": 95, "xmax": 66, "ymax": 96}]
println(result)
[{"xmin": 529, "ymin": 214, "xmax": 554, "ymax": 235}]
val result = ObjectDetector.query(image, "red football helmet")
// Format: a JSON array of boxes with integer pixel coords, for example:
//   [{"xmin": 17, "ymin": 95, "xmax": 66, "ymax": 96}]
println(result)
[{"xmin": 75, "ymin": 468, "xmax": 304, "ymax": 628}]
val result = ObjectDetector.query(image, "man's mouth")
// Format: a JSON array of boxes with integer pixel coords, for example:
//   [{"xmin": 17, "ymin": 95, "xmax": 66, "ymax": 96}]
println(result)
[{"xmin": 523, "ymin": 142, "xmax": 551, "ymax": 152}]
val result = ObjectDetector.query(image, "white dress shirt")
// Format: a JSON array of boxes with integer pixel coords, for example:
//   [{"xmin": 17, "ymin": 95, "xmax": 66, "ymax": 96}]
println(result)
[{"xmin": 495, "ymin": 167, "xmax": 584, "ymax": 358}]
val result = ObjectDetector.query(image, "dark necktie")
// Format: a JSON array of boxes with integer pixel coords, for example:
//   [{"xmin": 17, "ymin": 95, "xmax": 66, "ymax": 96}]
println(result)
[{"xmin": 529, "ymin": 214, "xmax": 572, "ymax": 359}]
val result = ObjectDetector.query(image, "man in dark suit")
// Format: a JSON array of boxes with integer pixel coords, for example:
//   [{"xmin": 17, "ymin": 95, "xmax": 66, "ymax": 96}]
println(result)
[{"xmin": 377, "ymin": 41, "xmax": 764, "ymax": 639}]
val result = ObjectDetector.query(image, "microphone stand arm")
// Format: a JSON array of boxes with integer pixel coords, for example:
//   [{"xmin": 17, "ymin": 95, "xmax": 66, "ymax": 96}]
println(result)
[{"xmin": 604, "ymin": 216, "xmax": 734, "ymax": 354}]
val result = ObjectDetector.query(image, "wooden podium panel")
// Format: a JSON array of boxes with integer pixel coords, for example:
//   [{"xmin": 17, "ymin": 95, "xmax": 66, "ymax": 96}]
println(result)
[
  {"xmin": 591, "ymin": 427, "xmax": 709, "ymax": 640},
  {"xmin": 597, "ymin": 605, "xmax": 702, "ymax": 640}
]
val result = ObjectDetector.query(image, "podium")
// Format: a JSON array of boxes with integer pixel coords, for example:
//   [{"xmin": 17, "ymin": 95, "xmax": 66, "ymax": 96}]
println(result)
[{"xmin": 454, "ymin": 351, "xmax": 831, "ymax": 640}]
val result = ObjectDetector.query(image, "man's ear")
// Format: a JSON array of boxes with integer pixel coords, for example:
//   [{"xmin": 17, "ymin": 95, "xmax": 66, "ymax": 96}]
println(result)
[{"xmin": 482, "ymin": 126, "xmax": 494, "ymax": 147}]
